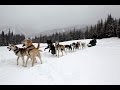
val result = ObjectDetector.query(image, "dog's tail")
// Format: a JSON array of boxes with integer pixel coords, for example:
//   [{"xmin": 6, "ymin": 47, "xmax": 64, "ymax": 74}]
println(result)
[{"xmin": 37, "ymin": 43, "xmax": 40, "ymax": 49}]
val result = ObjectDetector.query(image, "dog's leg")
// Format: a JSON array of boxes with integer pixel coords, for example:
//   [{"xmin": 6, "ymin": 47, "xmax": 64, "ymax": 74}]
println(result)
[
  {"xmin": 38, "ymin": 53, "xmax": 43, "ymax": 64},
  {"xmin": 25, "ymin": 56, "xmax": 30, "ymax": 67},
  {"xmin": 61, "ymin": 50, "xmax": 63, "ymax": 56},
  {"xmin": 80, "ymin": 45, "xmax": 81, "ymax": 49},
  {"xmin": 65, "ymin": 48, "xmax": 67, "ymax": 52},
  {"xmin": 82, "ymin": 45, "xmax": 84, "ymax": 49},
  {"xmin": 35, "ymin": 58, "xmax": 37, "ymax": 63},
  {"xmin": 44, "ymin": 46, "xmax": 49, "ymax": 51},
  {"xmin": 49, "ymin": 49, "xmax": 51, "ymax": 52},
  {"xmin": 73, "ymin": 47, "xmax": 75, "ymax": 51},
  {"xmin": 58, "ymin": 49, "xmax": 59, "ymax": 57},
  {"xmin": 44, "ymin": 48, "xmax": 46, "ymax": 51},
  {"xmin": 55, "ymin": 49, "xmax": 57, "ymax": 56},
  {"xmin": 63, "ymin": 48, "xmax": 67, "ymax": 55},
  {"xmin": 32, "ymin": 57, "xmax": 35, "ymax": 67},
  {"xmin": 56, "ymin": 49, "xmax": 59, "ymax": 57},
  {"xmin": 82, "ymin": 43, "xmax": 84, "ymax": 49},
  {"xmin": 80, "ymin": 45, "xmax": 82, "ymax": 49},
  {"xmin": 64, "ymin": 50, "xmax": 67, "ymax": 55},
  {"xmin": 70, "ymin": 45, "xmax": 72, "ymax": 51},
  {"xmin": 17, "ymin": 57, "xmax": 19, "ymax": 65},
  {"xmin": 21, "ymin": 56, "xmax": 25, "ymax": 67},
  {"xmin": 73, "ymin": 46, "xmax": 75, "ymax": 51}
]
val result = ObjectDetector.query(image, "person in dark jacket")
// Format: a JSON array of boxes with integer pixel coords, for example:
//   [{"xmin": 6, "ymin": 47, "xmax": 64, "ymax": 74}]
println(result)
[
  {"xmin": 87, "ymin": 35, "xmax": 97, "ymax": 47},
  {"xmin": 44, "ymin": 40, "xmax": 56, "ymax": 55},
  {"xmin": 44, "ymin": 40, "xmax": 52, "ymax": 52},
  {"xmin": 50, "ymin": 43, "xmax": 56, "ymax": 55},
  {"xmin": 87, "ymin": 39, "xmax": 97, "ymax": 47}
]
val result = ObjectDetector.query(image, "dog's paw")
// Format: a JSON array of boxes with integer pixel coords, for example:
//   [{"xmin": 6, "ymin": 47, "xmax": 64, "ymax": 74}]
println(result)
[
  {"xmin": 24, "ymin": 65, "xmax": 27, "ymax": 67},
  {"xmin": 22, "ymin": 65, "xmax": 25, "ymax": 67}
]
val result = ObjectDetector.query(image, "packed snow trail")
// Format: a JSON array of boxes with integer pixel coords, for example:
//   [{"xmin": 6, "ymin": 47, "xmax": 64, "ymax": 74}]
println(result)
[{"xmin": 0, "ymin": 38, "xmax": 120, "ymax": 85}]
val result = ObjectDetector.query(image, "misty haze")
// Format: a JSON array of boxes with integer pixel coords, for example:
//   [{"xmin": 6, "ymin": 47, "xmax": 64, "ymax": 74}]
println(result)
[{"xmin": 0, "ymin": 5, "xmax": 120, "ymax": 37}]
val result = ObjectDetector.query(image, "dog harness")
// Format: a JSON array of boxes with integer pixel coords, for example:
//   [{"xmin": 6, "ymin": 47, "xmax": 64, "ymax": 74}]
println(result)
[
  {"xmin": 14, "ymin": 47, "xmax": 20, "ymax": 55},
  {"xmin": 26, "ymin": 45, "xmax": 35, "ymax": 55}
]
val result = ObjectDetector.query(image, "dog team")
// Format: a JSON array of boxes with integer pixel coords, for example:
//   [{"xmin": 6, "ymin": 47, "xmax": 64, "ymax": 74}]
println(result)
[
  {"xmin": 7, "ymin": 39, "xmax": 42, "ymax": 67},
  {"xmin": 7, "ymin": 38, "xmax": 96, "ymax": 67}
]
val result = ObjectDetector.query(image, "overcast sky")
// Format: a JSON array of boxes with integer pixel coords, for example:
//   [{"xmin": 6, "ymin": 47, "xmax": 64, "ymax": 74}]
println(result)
[{"xmin": 0, "ymin": 5, "xmax": 120, "ymax": 35}]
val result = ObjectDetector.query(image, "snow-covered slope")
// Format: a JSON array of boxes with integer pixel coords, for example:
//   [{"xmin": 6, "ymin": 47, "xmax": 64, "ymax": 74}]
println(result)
[{"xmin": 0, "ymin": 38, "xmax": 120, "ymax": 85}]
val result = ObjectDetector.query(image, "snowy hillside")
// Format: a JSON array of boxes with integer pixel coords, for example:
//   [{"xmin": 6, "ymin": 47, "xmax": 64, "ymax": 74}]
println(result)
[
  {"xmin": 32, "ymin": 24, "xmax": 87, "ymax": 37},
  {"xmin": 0, "ymin": 38, "xmax": 120, "ymax": 85}
]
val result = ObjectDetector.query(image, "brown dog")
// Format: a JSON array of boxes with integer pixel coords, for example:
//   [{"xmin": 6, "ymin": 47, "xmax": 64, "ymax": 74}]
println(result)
[
  {"xmin": 55, "ymin": 41, "xmax": 66, "ymax": 57},
  {"xmin": 21, "ymin": 39, "xmax": 42, "ymax": 67},
  {"xmin": 76, "ymin": 42, "xmax": 80, "ymax": 49},
  {"xmin": 72, "ymin": 42, "xmax": 80, "ymax": 51},
  {"xmin": 7, "ymin": 44, "xmax": 28, "ymax": 66}
]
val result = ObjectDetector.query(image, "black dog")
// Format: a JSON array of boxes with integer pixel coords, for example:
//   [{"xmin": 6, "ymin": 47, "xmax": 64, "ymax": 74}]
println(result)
[
  {"xmin": 65, "ymin": 44, "xmax": 72, "ymax": 51},
  {"xmin": 44, "ymin": 40, "xmax": 56, "ymax": 55}
]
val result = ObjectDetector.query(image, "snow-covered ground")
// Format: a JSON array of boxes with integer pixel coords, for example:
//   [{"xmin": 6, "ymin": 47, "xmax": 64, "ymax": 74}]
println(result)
[{"xmin": 0, "ymin": 37, "xmax": 120, "ymax": 85}]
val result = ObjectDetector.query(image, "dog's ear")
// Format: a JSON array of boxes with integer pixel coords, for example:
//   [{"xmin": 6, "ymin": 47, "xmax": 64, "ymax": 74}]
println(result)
[
  {"xmin": 9, "ymin": 44, "xmax": 14, "ymax": 46},
  {"xmin": 8, "ymin": 44, "xmax": 11, "ymax": 46},
  {"xmin": 15, "ymin": 46, "xmax": 18, "ymax": 48},
  {"xmin": 22, "ymin": 44, "xmax": 25, "ymax": 47}
]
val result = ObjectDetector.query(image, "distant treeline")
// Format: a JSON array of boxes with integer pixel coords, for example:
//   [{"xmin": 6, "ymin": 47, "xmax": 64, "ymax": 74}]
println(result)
[
  {"xmin": 0, "ymin": 14, "xmax": 120, "ymax": 46},
  {"xmin": 0, "ymin": 29, "xmax": 25, "ymax": 46},
  {"xmin": 32, "ymin": 14, "xmax": 120, "ymax": 43}
]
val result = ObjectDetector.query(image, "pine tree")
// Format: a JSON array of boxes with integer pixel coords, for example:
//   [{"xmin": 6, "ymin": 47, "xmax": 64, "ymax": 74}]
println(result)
[
  {"xmin": 106, "ymin": 14, "xmax": 115, "ymax": 37},
  {"xmin": 1, "ymin": 31, "xmax": 5, "ymax": 46},
  {"xmin": 84, "ymin": 27, "xmax": 89, "ymax": 39},
  {"xmin": 117, "ymin": 18, "xmax": 120, "ymax": 38}
]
